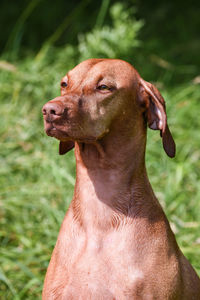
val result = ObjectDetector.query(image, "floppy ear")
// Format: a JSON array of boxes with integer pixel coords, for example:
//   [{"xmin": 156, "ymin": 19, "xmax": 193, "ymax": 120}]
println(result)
[
  {"xmin": 59, "ymin": 141, "xmax": 75, "ymax": 155},
  {"xmin": 138, "ymin": 78, "xmax": 176, "ymax": 158}
]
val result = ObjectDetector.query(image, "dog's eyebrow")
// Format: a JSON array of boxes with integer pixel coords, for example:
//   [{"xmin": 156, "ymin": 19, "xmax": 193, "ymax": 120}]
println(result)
[{"xmin": 61, "ymin": 75, "xmax": 68, "ymax": 82}]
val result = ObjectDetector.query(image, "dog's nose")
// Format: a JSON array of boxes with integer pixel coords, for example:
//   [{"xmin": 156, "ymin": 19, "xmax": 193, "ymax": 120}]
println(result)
[{"xmin": 42, "ymin": 102, "xmax": 64, "ymax": 120}]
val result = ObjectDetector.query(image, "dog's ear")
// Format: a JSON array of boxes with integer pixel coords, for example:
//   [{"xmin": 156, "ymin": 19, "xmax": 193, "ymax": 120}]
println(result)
[
  {"xmin": 59, "ymin": 141, "xmax": 75, "ymax": 155},
  {"xmin": 138, "ymin": 78, "xmax": 176, "ymax": 158}
]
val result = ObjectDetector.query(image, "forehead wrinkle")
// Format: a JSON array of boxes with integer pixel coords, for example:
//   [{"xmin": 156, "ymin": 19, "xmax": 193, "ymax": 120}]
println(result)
[
  {"xmin": 66, "ymin": 59, "xmax": 136, "ymax": 91},
  {"xmin": 85, "ymin": 60, "xmax": 136, "ymax": 89},
  {"xmin": 67, "ymin": 59, "xmax": 104, "ymax": 90}
]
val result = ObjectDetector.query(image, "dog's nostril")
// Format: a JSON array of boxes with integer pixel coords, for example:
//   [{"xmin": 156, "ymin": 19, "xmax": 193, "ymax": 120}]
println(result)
[
  {"xmin": 42, "ymin": 108, "xmax": 47, "ymax": 115},
  {"xmin": 50, "ymin": 109, "xmax": 56, "ymax": 115}
]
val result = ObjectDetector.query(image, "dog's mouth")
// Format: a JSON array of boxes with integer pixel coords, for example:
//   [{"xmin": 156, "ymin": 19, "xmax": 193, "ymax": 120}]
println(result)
[
  {"xmin": 44, "ymin": 116, "xmax": 110, "ymax": 144},
  {"xmin": 44, "ymin": 122, "xmax": 70, "ymax": 140}
]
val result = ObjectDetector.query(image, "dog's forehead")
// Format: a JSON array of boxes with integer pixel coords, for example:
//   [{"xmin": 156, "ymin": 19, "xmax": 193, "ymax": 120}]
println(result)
[{"xmin": 67, "ymin": 59, "xmax": 137, "ymax": 87}]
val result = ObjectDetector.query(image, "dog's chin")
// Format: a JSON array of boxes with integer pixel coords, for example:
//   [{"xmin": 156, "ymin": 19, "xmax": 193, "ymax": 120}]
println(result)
[{"xmin": 45, "ymin": 125, "xmax": 71, "ymax": 141}]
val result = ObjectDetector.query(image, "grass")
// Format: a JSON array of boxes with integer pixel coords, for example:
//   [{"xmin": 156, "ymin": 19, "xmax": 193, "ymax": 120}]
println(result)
[
  {"xmin": 0, "ymin": 56, "xmax": 200, "ymax": 299},
  {"xmin": 0, "ymin": 58, "xmax": 76, "ymax": 299}
]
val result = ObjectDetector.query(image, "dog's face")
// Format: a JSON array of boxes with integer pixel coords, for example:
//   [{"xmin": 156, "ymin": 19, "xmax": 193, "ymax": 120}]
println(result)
[
  {"xmin": 42, "ymin": 59, "xmax": 175, "ymax": 157},
  {"xmin": 42, "ymin": 59, "xmax": 137, "ymax": 143}
]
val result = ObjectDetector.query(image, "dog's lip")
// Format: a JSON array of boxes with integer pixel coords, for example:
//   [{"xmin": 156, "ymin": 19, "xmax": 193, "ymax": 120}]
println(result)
[
  {"xmin": 45, "ymin": 126, "xmax": 100, "ymax": 143},
  {"xmin": 44, "ymin": 121, "xmax": 109, "ymax": 143},
  {"xmin": 45, "ymin": 123, "xmax": 70, "ymax": 139}
]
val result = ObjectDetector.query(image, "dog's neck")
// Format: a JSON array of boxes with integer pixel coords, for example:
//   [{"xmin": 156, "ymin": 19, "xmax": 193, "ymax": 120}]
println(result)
[{"xmin": 71, "ymin": 127, "xmax": 160, "ymax": 231}]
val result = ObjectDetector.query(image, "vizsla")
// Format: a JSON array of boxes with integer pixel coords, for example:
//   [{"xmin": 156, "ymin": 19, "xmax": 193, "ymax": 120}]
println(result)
[{"xmin": 42, "ymin": 59, "xmax": 200, "ymax": 299}]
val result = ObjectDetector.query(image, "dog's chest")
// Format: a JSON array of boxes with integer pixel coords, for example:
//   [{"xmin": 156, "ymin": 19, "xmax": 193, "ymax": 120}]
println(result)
[
  {"xmin": 58, "ymin": 254, "xmax": 145, "ymax": 300},
  {"xmin": 45, "ymin": 220, "xmax": 180, "ymax": 299},
  {"xmin": 48, "ymin": 232, "xmax": 160, "ymax": 299}
]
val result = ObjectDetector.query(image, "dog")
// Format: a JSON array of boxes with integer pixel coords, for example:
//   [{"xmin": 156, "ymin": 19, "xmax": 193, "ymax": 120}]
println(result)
[{"xmin": 42, "ymin": 58, "xmax": 200, "ymax": 299}]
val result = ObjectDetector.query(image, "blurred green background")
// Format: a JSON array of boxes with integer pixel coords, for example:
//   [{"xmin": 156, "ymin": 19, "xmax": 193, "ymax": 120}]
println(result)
[{"xmin": 0, "ymin": 0, "xmax": 200, "ymax": 298}]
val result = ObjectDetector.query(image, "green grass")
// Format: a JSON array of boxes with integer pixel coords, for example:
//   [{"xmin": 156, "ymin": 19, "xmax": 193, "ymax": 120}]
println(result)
[{"xmin": 0, "ymin": 58, "xmax": 76, "ymax": 299}]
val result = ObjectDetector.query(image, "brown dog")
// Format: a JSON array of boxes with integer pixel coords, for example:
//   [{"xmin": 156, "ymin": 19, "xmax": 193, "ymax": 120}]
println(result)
[{"xmin": 42, "ymin": 59, "xmax": 200, "ymax": 299}]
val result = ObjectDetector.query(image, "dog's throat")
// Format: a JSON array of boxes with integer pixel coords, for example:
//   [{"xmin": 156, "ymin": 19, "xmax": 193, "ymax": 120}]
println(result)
[{"xmin": 78, "ymin": 141, "xmax": 106, "ymax": 161}]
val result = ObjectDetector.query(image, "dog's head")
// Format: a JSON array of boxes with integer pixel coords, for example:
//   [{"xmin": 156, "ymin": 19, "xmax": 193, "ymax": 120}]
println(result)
[{"xmin": 42, "ymin": 59, "xmax": 175, "ymax": 157}]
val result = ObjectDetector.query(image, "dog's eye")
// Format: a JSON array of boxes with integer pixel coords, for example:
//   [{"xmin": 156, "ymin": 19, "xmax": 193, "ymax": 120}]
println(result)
[
  {"xmin": 97, "ymin": 84, "xmax": 110, "ymax": 90},
  {"xmin": 61, "ymin": 82, "xmax": 68, "ymax": 88}
]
